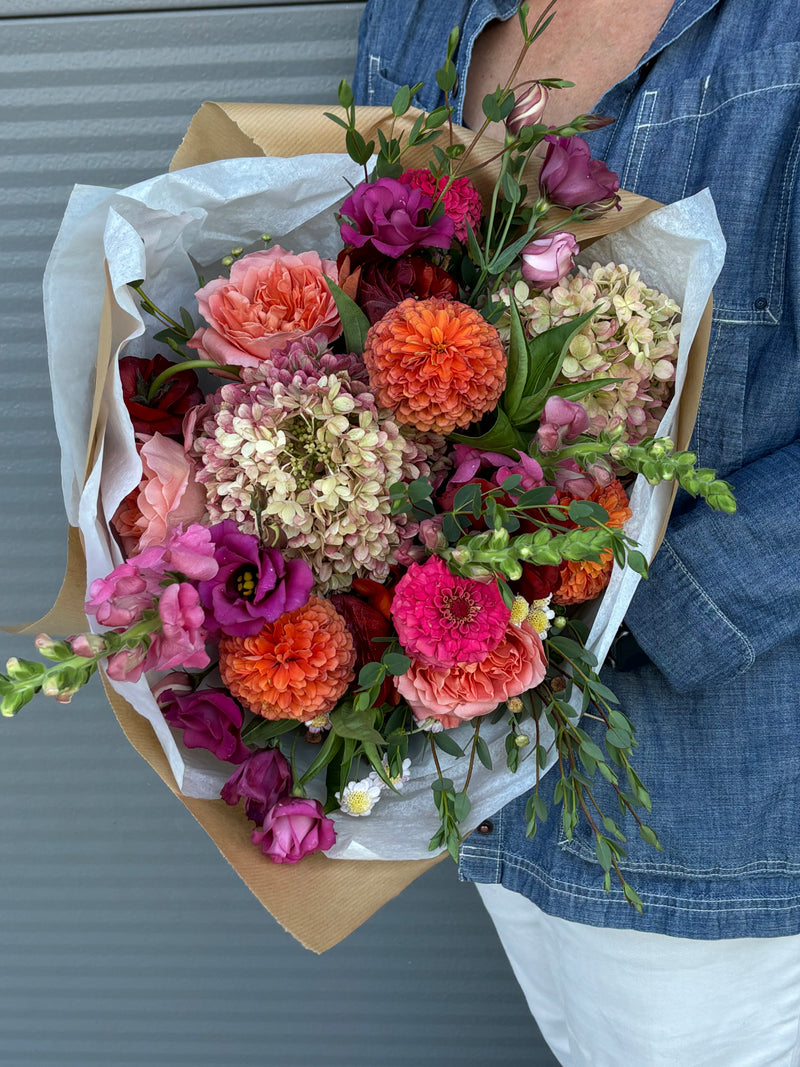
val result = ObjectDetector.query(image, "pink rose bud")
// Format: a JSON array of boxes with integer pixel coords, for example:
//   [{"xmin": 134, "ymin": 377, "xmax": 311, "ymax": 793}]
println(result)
[
  {"xmin": 506, "ymin": 81, "xmax": 549, "ymax": 136},
  {"xmin": 520, "ymin": 232, "xmax": 579, "ymax": 288}
]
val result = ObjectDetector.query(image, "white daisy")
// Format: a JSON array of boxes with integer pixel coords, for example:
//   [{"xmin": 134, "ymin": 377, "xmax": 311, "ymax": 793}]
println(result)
[
  {"xmin": 370, "ymin": 756, "xmax": 412, "ymax": 793},
  {"xmin": 335, "ymin": 776, "xmax": 383, "ymax": 817}
]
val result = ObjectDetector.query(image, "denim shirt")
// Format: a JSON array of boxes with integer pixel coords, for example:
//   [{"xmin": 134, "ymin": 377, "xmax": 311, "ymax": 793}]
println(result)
[{"xmin": 355, "ymin": 0, "xmax": 800, "ymax": 938}]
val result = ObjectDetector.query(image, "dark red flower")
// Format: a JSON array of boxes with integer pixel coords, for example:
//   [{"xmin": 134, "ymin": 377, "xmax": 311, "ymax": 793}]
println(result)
[
  {"xmin": 337, "ymin": 249, "xmax": 459, "ymax": 325},
  {"xmin": 329, "ymin": 590, "xmax": 396, "ymax": 704},
  {"xmin": 119, "ymin": 354, "xmax": 203, "ymax": 437}
]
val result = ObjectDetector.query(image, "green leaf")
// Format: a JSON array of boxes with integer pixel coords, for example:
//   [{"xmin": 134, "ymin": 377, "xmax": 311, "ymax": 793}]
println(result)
[
  {"xmin": 464, "ymin": 220, "xmax": 485, "ymax": 269},
  {"xmin": 448, "ymin": 405, "xmax": 527, "ymax": 453},
  {"xmin": 296, "ymin": 729, "xmax": 343, "ymax": 786},
  {"xmin": 435, "ymin": 734, "xmax": 467, "ymax": 759},
  {"xmin": 521, "ymin": 308, "xmax": 598, "ymax": 414},
  {"xmin": 337, "ymin": 79, "xmax": 354, "ymax": 110},
  {"xmin": 329, "ymin": 703, "xmax": 385, "ymax": 744},
  {"xmin": 453, "ymin": 790, "xmax": 471, "ymax": 822},
  {"xmin": 579, "ymin": 737, "xmax": 605, "ymax": 763},
  {"xmin": 240, "ymin": 717, "xmax": 298, "ymax": 746},
  {"xmin": 605, "ymin": 728, "xmax": 633, "ymax": 750},
  {"xmin": 475, "ymin": 735, "xmax": 493, "ymax": 770},
  {"xmin": 623, "ymin": 884, "xmax": 644, "ymax": 912},
  {"xmin": 407, "ymin": 476, "xmax": 433, "ymax": 503},
  {"xmin": 433, "ymin": 731, "xmax": 466, "ymax": 758},
  {"xmin": 482, "ymin": 92, "xmax": 503, "ymax": 122},
  {"xmin": 324, "ymin": 275, "xmax": 370, "ymax": 355},
  {"xmin": 323, "ymin": 111, "xmax": 351, "ymax": 131},
  {"xmin": 639, "ymin": 823, "xmax": 662, "ymax": 850},
  {"xmin": 426, "ymin": 106, "xmax": 451, "ymax": 128},
  {"xmin": 595, "ymin": 835, "xmax": 612, "ymax": 871},
  {"xmin": 627, "ymin": 550, "xmax": 649, "ymax": 577},
  {"xmin": 391, "ymin": 84, "xmax": 411, "ymax": 116},
  {"xmin": 545, "ymin": 376, "xmax": 624, "ymax": 405},
  {"xmin": 517, "ymin": 486, "xmax": 557, "ymax": 508},
  {"xmin": 382, "ymin": 652, "xmax": 411, "ymax": 676},
  {"xmin": 431, "ymin": 776, "xmax": 455, "ymax": 794},
  {"xmin": 503, "ymin": 295, "xmax": 529, "ymax": 420},
  {"xmin": 568, "ymin": 499, "xmax": 610, "ymax": 526},
  {"xmin": 179, "ymin": 306, "xmax": 195, "ymax": 337},
  {"xmin": 358, "ymin": 661, "xmax": 385, "ymax": 689}
]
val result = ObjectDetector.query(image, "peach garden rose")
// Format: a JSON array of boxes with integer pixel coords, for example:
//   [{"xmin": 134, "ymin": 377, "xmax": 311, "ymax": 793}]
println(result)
[{"xmin": 188, "ymin": 246, "xmax": 341, "ymax": 369}]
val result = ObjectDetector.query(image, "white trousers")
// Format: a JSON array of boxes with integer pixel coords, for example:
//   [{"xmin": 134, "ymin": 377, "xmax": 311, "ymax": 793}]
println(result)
[{"xmin": 476, "ymin": 883, "xmax": 800, "ymax": 1067}]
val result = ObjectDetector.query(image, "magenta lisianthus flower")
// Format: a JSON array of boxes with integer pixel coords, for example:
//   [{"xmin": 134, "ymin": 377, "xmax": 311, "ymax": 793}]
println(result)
[
  {"xmin": 397, "ymin": 168, "xmax": 482, "ymax": 244},
  {"xmin": 391, "ymin": 555, "xmax": 510, "ymax": 668},
  {"xmin": 198, "ymin": 520, "xmax": 314, "ymax": 638},
  {"xmin": 339, "ymin": 177, "xmax": 455, "ymax": 258},
  {"xmin": 536, "ymin": 396, "xmax": 591, "ymax": 453},
  {"xmin": 448, "ymin": 446, "xmax": 548, "ymax": 499},
  {"xmin": 538, "ymin": 136, "xmax": 621, "ymax": 216},
  {"xmin": 251, "ymin": 796, "xmax": 336, "ymax": 863},
  {"xmin": 159, "ymin": 686, "xmax": 251, "ymax": 764},
  {"xmin": 221, "ymin": 748, "xmax": 293, "ymax": 824}
]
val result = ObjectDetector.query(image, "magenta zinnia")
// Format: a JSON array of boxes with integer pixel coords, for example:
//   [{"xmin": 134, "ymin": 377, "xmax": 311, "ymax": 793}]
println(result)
[{"xmin": 390, "ymin": 555, "xmax": 510, "ymax": 668}]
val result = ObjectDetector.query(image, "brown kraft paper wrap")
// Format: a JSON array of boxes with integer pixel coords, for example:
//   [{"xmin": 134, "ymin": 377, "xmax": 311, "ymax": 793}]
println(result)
[{"xmin": 7, "ymin": 102, "xmax": 711, "ymax": 953}]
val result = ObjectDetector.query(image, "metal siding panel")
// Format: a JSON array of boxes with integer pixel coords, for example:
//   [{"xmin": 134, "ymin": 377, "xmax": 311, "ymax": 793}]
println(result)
[{"xmin": 0, "ymin": 6, "xmax": 558, "ymax": 1066}]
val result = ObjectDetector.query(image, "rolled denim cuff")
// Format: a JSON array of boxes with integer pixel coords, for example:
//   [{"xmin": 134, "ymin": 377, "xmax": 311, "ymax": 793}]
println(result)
[{"xmin": 624, "ymin": 535, "xmax": 755, "ymax": 692}]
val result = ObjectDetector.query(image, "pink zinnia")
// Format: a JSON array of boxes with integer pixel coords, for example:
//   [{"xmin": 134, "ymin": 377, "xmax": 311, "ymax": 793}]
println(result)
[
  {"xmin": 390, "ymin": 555, "xmax": 510, "ymax": 668},
  {"xmin": 398, "ymin": 169, "xmax": 482, "ymax": 244}
]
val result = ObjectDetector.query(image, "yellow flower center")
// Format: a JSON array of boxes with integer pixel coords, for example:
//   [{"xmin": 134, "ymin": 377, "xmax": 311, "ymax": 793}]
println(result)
[
  {"xmin": 346, "ymin": 790, "xmax": 372, "ymax": 815},
  {"xmin": 528, "ymin": 609, "xmax": 550, "ymax": 634}
]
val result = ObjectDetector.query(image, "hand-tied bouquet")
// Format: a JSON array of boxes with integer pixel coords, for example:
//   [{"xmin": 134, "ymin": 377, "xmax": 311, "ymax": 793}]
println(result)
[{"xmin": 1, "ymin": 3, "xmax": 732, "ymax": 909}]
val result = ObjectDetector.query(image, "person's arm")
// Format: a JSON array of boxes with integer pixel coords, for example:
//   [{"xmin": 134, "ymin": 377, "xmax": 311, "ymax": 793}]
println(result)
[{"xmin": 625, "ymin": 439, "xmax": 800, "ymax": 692}]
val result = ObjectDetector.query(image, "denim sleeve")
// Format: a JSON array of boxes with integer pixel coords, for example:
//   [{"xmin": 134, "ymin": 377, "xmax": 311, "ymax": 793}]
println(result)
[{"xmin": 625, "ymin": 438, "xmax": 800, "ymax": 692}]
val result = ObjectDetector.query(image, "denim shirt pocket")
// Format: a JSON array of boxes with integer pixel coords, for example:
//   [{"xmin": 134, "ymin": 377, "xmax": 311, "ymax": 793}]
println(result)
[{"xmin": 608, "ymin": 43, "xmax": 800, "ymax": 473}]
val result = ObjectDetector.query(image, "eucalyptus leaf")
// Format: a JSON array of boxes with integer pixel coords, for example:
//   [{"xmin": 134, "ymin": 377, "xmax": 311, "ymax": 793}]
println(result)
[
  {"xmin": 433, "ymin": 731, "xmax": 465, "ymax": 757},
  {"xmin": 329, "ymin": 703, "xmax": 385, "ymax": 744}
]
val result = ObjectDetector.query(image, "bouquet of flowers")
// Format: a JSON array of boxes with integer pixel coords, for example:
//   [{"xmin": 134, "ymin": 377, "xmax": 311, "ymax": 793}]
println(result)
[{"xmin": 1, "ymin": 4, "xmax": 731, "ymax": 934}]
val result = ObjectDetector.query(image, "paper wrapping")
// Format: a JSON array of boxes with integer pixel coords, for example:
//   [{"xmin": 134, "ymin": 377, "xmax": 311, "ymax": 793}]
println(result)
[{"xmin": 10, "ymin": 102, "xmax": 723, "ymax": 950}]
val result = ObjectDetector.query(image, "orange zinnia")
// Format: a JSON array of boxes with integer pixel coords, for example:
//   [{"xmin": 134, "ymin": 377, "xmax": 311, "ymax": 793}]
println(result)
[
  {"xmin": 363, "ymin": 296, "xmax": 506, "ymax": 434},
  {"xmin": 553, "ymin": 478, "xmax": 632, "ymax": 606},
  {"xmin": 218, "ymin": 596, "xmax": 356, "ymax": 721}
]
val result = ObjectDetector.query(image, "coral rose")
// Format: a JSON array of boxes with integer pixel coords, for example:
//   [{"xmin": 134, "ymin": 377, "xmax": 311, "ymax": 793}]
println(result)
[
  {"xmin": 396, "ymin": 619, "xmax": 547, "ymax": 728},
  {"xmin": 363, "ymin": 297, "xmax": 506, "ymax": 433},
  {"xmin": 218, "ymin": 596, "xmax": 356, "ymax": 721},
  {"xmin": 111, "ymin": 432, "xmax": 206, "ymax": 556},
  {"xmin": 188, "ymin": 247, "xmax": 341, "ymax": 369}
]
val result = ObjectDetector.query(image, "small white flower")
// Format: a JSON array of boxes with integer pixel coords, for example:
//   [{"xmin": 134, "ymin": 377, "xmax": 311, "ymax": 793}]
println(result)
[
  {"xmin": 335, "ymin": 777, "xmax": 383, "ymax": 817},
  {"xmin": 304, "ymin": 711, "xmax": 331, "ymax": 733},
  {"xmin": 417, "ymin": 716, "xmax": 444, "ymax": 734},
  {"xmin": 370, "ymin": 757, "xmax": 412, "ymax": 793}
]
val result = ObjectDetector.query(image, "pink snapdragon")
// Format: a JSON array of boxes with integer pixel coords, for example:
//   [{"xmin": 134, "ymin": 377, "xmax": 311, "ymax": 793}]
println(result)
[{"xmin": 536, "ymin": 396, "xmax": 590, "ymax": 452}]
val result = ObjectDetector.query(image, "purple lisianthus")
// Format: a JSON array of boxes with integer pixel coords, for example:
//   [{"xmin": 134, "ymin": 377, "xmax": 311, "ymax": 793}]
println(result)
[
  {"xmin": 338, "ymin": 177, "xmax": 455, "ymax": 258},
  {"xmin": 538, "ymin": 136, "xmax": 621, "ymax": 216},
  {"xmin": 220, "ymin": 748, "xmax": 293, "ymax": 824},
  {"xmin": 198, "ymin": 520, "xmax": 313, "ymax": 637},
  {"xmin": 251, "ymin": 796, "xmax": 336, "ymax": 864},
  {"xmin": 159, "ymin": 686, "xmax": 251, "ymax": 764}
]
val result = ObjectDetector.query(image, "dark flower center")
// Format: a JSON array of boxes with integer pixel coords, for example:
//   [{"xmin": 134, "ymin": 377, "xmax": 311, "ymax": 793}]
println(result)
[
  {"xmin": 232, "ymin": 565, "xmax": 258, "ymax": 600},
  {"xmin": 440, "ymin": 591, "xmax": 479, "ymax": 628}
]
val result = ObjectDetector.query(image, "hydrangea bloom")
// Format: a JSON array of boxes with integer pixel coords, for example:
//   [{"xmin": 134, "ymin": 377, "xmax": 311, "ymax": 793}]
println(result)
[
  {"xmin": 390, "ymin": 555, "xmax": 510, "ymax": 668},
  {"xmin": 190, "ymin": 337, "xmax": 445, "ymax": 593},
  {"xmin": 502, "ymin": 264, "xmax": 681, "ymax": 442}
]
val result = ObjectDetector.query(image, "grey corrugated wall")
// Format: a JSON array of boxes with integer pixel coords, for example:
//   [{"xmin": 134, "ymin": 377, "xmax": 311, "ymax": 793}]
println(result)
[{"xmin": 0, "ymin": 4, "xmax": 558, "ymax": 1064}]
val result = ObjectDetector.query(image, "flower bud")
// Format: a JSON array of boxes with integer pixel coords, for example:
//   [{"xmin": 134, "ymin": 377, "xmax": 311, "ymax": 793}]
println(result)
[
  {"xmin": 506, "ymin": 81, "xmax": 549, "ymax": 136},
  {"xmin": 520, "ymin": 232, "xmax": 579, "ymax": 289},
  {"xmin": 514, "ymin": 733, "xmax": 530, "ymax": 748},
  {"xmin": 69, "ymin": 633, "xmax": 106, "ymax": 658}
]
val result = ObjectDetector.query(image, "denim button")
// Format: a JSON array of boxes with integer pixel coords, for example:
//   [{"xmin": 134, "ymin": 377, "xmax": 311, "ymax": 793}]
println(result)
[
  {"xmin": 754, "ymin": 297, "xmax": 768, "ymax": 310},
  {"xmin": 477, "ymin": 820, "xmax": 494, "ymax": 834}
]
